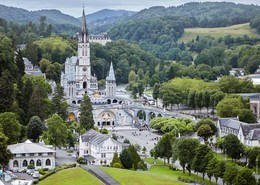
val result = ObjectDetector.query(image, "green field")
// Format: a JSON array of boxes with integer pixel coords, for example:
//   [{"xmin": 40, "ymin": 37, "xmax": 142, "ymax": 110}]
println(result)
[
  {"xmin": 101, "ymin": 167, "xmax": 185, "ymax": 185},
  {"xmin": 40, "ymin": 167, "xmax": 103, "ymax": 185},
  {"xmin": 178, "ymin": 23, "xmax": 259, "ymax": 43}
]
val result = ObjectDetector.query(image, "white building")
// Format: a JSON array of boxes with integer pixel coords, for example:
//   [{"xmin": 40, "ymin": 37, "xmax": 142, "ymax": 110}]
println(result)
[
  {"xmin": 61, "ymin": 9, "xmax": 115, "ymax": 101},
  {"xmin": 79, "ymin": 129, "xmax": 125, "ymax": 165},
  {"xmin": 217, "ymin": 118, "xmax": 260, "ymax": 147},
  {"xmin": 7, "ymin": 140, "xmax": 56, "ymax": 171},
  {"xmin": 23, "ymin": 57, "xmax": 46, "ymax": 78}
]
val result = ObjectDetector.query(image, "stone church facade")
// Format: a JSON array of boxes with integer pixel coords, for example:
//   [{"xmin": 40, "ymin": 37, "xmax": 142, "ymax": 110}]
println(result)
[{"xmin": 61, "ymin": 9, "xmax": 116, "ymax": 100}]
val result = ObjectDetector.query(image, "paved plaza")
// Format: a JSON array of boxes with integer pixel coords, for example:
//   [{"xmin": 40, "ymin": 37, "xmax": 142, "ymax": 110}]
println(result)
[{"xmin": 112, "ymin": 129, "xmax": 162, "ymax": 157}]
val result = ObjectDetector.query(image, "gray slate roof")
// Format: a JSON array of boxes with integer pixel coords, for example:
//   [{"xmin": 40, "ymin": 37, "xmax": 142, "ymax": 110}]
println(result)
[
  {"xmin": 82, "ymin": 129, "xmax": 109, "ymax": 145},
  {"xmin": 241, "ymin": 123, "xmax": 260, "ymax": 137},
  {"xmin": 81, "ymin": 129, "xmax": 122, "ymax": 145},
  {"xmin": 219, "ymin": 118, "xmax": 240, "ymax": 130},
  {"xmin": 8, "ymin": 140, "xmax": 55, "ymax": 154},
  {"xmin": 246, "ymin": 129, "xmax": 260, "ymax": 140}
]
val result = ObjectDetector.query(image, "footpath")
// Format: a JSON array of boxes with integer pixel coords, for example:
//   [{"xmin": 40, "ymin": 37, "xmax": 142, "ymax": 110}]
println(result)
[{"xmin": 82, "ymin": 165, "xmax": 120, "ymax": 185}]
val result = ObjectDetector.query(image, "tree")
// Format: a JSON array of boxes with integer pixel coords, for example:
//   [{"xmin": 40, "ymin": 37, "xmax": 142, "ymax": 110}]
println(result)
[
  {"xmin": 21, "ymin": 78, "xmax": 33, "ymax": 122},
  {"xmin": 79, "ymin": 95, "xmax": 94, "ymax": 131},
  {"xmin": 128, "ymin": 144, "xmax": 141, "ymax": 170},
  {"xmin": 206, "ymin": 157, "xmax": 218, "ymax": 182},
  {"xmin": 149, "ymin": 74, "xmax": 160, "ymax": 87},
  {"xmin": 0, "ymin": 70, "xmax": 15, "ymax": 113},
  {"xmin": 52, "ymin": 84, "xmax": 68, "ymax": 121},
  {"xmin": 155, "ymin": 132, "xmax": 175, "ymax": 164},
  {"xmin": 28, "ymin": 84, "xmax": 47, "ymax": 121},
  {"xmin": 0, "ymin": 112, "xmax": 21, "ymax": 144},
  {"xmin": 128, "ymin": 70, "xmax": 136, "ymax": 84},
  {"xmin": 152, "ymin": 83, "xmax": 160, "ymax": 107},
  {"xmin": 233, "ymin": 167, "xmax": 256, "ymax": 185},
  {"xmin": 142, "ymin": 146, "xmax": 147, "ymax": 157},
  {"xmin": 39, "ymin": 58, "xmax": 51, "ymax": 73},
  {"xmin": 247, "ymin": 147, "xmax": 260, "ymax": 168},
  {"xmin": 0, "ymin": 132, "xmax": 12, "ymax": 167},
  {"xmin": 196, "ymin": 119, "xmax": 217, "ymax": 142},
  {"xmin": 120, "ymin": 148, "xmax": 132, "ymax": 169},
  {"xmin": 192, "ymin": 144, "xmax": 212, "ymax": 179},
  {"xmin": 46, "ymin": 114, "xmax": 67, "ymax": 150},
  {"xmin": 111, "ymin": 152, "xmax": 121, "ymax": 168},
  {"xmin": 223, "ymin": 163, "xmax": 239, "ymax": 185},
  {"xmin": 175, "ymin": 138, "xmax": 199, "ymax": 175},
  {"xmin": 234, "ymin": 108, "xmax": 257, "ymax": 123},
  {"xmin": 188, "ymin": 90, "xmax": 196, "ymax": 112},
  {"xmin": 27, "ymin": 116, "xmax": 44, "ymax": 142},
  {"xmin": 202, "ymin": 90, "xmax": 211, "ymax": 113},
  {"xmin": 16, "ymin": 49, "xmax": 25, "ymax": 78},
  {"xmin": 216, "ymin": 97, "xmax": 244, "ymax": 117},
  {"xmin": 223, "ymin": 134, "xmax": 244, "ymax": 161},
  {"xmin": 197, "ymin": 124, "xmax": 213, "ymax": 143}
]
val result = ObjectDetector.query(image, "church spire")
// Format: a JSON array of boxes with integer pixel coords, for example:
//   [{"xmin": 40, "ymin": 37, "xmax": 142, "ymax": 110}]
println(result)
[
  {"xmin": 79, "ymin": 8, "xmax": 88, "ymax": 43},
  {"xmin": 107, "ymin": 62, "xmax": 116, "ymax": 81}
]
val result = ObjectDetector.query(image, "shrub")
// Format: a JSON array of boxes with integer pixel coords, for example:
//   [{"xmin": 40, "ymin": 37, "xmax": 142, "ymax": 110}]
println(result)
[
  {"xmin": 113, "ymin": 163, "xmax": 122, "ymax": 168},
  {"xmin": 76, "ymin": 157, "xmax": 85, "ymax": 164},
  {"xmin": 33, "ymin": 180, "xmax": 39, "ymax": 184},
  {"xmin": 27, "ymin": 164, "xmax": 35, "ymax": 169},
  {"xmin": 137, "ymin": 160, "xmax": 147, "ymax": 171}
]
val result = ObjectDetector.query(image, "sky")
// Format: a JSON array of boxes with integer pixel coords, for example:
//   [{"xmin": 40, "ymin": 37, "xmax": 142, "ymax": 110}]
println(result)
[{"xmin": 0, "ymin": 0, "xmax": 259, "ymax": 17}]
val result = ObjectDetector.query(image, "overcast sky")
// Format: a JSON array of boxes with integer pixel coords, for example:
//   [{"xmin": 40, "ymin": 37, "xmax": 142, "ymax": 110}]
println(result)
[{"xmin": 0, "ymin": 0, "xmax": 259, "ymax": 17}]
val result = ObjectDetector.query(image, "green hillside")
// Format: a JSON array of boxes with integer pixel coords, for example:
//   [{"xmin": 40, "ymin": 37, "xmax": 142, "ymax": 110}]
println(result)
[
  {"xmin": 178, "ymin": 23, "xmax": 259, "ymax": 43},
  {"xmin": 40, "ymin": 167, "xmax": 103, "ymax": 185}
]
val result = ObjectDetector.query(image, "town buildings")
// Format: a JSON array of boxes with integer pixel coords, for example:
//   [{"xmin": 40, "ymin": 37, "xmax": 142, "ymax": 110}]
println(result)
[
  {"xmin": 217, "ymin": 118, "xmax": 260, "ymax": 147},
  {"xmin": 79, "ymin": 129, "xmax": 126, "ymax": 165},
  {"xmin": 7, "ymin": 140, "xmax": 56, "ymax": 171}
]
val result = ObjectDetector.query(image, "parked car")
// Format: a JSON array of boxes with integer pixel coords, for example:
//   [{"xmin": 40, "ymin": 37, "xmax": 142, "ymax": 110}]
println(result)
[
  {"xmin": 32, "ymin": 171, "xmax": 40, "ymax": 179},
  {"xmin": 18, "ymin": 169, "xmax": 26, "ymax": 173},
  {"xmin": 26, "ymin": 169, "xmax": 34, "ymax": 175}
]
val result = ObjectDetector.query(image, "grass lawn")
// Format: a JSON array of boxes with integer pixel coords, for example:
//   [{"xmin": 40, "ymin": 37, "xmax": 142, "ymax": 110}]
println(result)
[
  {"xmin": 40, "ymin": 167, "xmax": 103, "ymax": 185},
  {"xmin": 144, "ymin": 89, "xmax": 153, "ymax": 94},
  {"xmin": 149, "ymin": 165, "xmax": 215, "ymax": 185},
  {"xmin": 178, "ymin": 23, "xmax": 259, "ymax": 43},
  {"xmin": 144, "ymin": 158, "xmax": 165, "ymax": 165},
  {"xmin": 101, "ymin": 167, "xmax": 185, "ymax": 185}
]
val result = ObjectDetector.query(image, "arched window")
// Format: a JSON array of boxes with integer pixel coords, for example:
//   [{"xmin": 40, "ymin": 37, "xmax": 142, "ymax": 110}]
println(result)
[
  {"xmin": 29, "ymin": 160, "xmax": 35, "ymax": 166},
  {"xmin": 46, "ymin": 159, "xmax": 51, "ymax": 166},
  {"xmin": 36, "ymin": 159, "xmax": 42, "ymax": 166},
  {"xmin": 22, "ymin": 160, "xmax": 28, "ymax": 167},
  {"xmin": 13, "ymin": 160, "xmax": 18, "ymax": 167}
]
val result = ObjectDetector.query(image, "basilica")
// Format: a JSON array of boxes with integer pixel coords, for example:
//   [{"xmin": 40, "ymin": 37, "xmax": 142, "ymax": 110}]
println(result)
[{"xmin": 60, "ymin": 9, "xmax": 116, "ymax": 102}]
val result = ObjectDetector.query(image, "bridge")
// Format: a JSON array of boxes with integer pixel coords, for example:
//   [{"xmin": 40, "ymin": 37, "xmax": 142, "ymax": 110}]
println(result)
[{"xmin": 67, "ymin": 96, "xmax": 195, "ymax": 128}]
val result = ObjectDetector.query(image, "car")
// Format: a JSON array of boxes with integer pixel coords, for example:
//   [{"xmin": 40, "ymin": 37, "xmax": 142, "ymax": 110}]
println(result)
[
  {"xmin": 26, "ymin": 169, "xmax": 34, "ymax": 175},
  {"xmin": 32, "ymin": 171, "xmax": 40, "ymax": 179},
  {"xmin": 18, "ymin": 169, "xmax": 26, "ymax": 173}
]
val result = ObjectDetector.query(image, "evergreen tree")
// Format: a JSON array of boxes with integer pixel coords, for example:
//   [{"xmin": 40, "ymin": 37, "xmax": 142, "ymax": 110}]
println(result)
[
  {"xmin": 27, "ymin": 116, "xmax": 44, "ymax": 142},
  {"xmin": 111, "ymin": 152, "xmax": 121, "ymax": 167},
  {"xmin": 120, "ymin": 148, "xmax": 132, "ymax": 169},
  {"xmin": 52, "ymin": 84, "xmax": 68, "ymax": 121},
  {"xmin": 28, "ymin": 84, "xmax": 46, "ymax": 121},
  {"xmin": 79, "ymin": 95, "xmax": 94, "ymax": 131},
  {"xmin": 21, "ymin": 78, "xmax": 33, "ymax": 122},
  {"xmin": 128, "ymin": 144, "xmax": 141, "ymax": 170},
  {"xmin": 0, "ymin": 70, "xmax": 15, "ymax": 113},
  {"xmin": 16, "ymin": 49, "xmax": 25, "ymax": 78}
]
